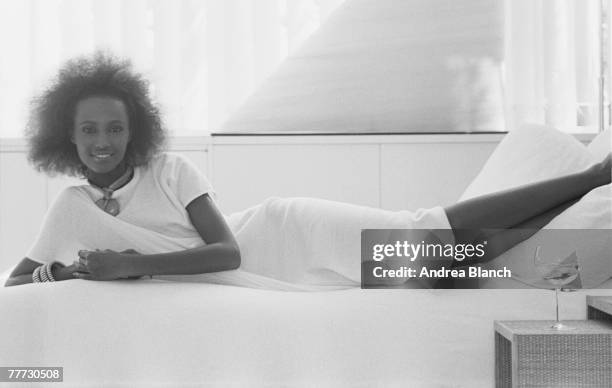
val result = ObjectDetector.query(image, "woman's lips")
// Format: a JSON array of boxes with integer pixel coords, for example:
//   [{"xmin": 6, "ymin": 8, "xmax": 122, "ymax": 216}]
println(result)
[{"xmin": 91, "ymin": 153, "xmax": 113, "ymax": 161}]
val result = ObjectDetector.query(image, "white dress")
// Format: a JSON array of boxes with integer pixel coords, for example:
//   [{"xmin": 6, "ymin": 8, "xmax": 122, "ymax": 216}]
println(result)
[{"xmin": 26, "ymin": 153, "xmax": 454, "ymax": 290}]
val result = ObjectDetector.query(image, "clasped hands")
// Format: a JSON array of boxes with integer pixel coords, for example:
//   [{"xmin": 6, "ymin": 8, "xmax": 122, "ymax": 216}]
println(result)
[{"xmin": 72, "ymin": 249, "xmax": 141, "ymax": 281}]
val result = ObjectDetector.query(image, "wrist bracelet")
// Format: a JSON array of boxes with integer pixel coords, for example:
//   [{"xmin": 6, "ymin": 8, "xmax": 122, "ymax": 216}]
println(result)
[
  {"xmin": 32, "ymin": 266, "xmax": 42, "ymax": 283},
  {"xmin": 32, "ymin": 262, "xmax": 66, "ymax": 283},
  {"xmin": 45, "ymin": 263, "xmax": 54, "ymax": 282},
  {"xmin": 40, "ymin": 264, "xmax": 49, "ymax": 282},
  {"xmin": 47, "ymin": 261, "xmax": 65, "ymax": 282}
]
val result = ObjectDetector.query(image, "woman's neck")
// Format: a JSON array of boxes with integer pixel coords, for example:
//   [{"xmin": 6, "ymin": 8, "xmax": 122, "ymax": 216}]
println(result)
[{"xmin": 87, "ymin": 161, "xmax": 131, "ymax": 189}]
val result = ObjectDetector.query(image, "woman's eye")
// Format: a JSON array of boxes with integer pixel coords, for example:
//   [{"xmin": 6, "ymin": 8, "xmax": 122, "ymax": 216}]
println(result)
[
  {"xmin": 82, "ymin": 126, "xmax": 96, "ymax": 134},
  {"xmin": 110, "ymin": 126, "xmax": 123, "ymax": 133}
]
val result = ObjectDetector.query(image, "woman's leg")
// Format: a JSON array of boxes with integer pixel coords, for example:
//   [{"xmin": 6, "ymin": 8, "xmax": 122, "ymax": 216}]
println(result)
[
  {"xmin": 455, "ymin": 197, "xmax": 579, "ymax": 266},
  {"xmin": 445, "ymin": 155, "xmax": 610, "ymax": 244}
]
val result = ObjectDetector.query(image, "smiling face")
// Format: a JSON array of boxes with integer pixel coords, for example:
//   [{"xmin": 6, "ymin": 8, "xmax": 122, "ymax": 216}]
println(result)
[{"xmin": 72, "ymin": 96, "xmax": 131, "ymax": 183}]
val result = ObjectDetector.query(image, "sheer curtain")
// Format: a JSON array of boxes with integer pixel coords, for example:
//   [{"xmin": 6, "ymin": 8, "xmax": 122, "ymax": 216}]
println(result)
[
  {"xmin": 1, "ymin": 0, "xmax": 605, "ymax": 138},
  {"xmin": 0, "ymin": 0, "xmax": 345, "ymax": 137},
  {"xmin": 504, "ymin": 0, "xmax": 604, "ymax": 133}
]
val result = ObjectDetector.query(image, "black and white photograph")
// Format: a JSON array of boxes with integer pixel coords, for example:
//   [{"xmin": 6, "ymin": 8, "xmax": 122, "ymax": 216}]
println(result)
[{"xmin": 0, "ymin": 0, "xmax": 611, "ymax": 386}]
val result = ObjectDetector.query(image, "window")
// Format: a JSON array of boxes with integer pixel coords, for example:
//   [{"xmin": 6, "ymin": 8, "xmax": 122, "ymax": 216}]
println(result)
[
  {"xmin": 504, "ymin": 0, "xmax": 607, "ymax": 133},
  {"xmin": 219, "ymin": 0, "xmax": 608, "ymax": 135},
  {"xmin": 0, "ymin": 0, "xmax": 606, "ymax": 137},
  {"xmin": 0, "ymin": 0, "xmax": 345, "ymax": 138}
]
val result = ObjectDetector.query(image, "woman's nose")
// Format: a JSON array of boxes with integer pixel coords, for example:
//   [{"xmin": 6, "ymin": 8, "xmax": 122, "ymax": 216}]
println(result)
[{"xmin": 93, "ymin": 133, "xmax": 111, "ymax": 149}]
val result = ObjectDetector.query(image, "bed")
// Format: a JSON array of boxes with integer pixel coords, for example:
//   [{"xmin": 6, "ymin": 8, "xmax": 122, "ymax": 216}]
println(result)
[
  {"xmin": 1, "ymin": 272, "xmax": 612, "ymax": 388},
  {"xmin": 1, "ymin": 126, "xmax": 610, "ymax": 387}
]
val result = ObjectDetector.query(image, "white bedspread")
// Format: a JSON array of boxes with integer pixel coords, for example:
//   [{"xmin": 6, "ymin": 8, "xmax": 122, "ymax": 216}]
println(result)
[{"xmin": 1, "ymin": 275, "xmax": 611, "ymax": 387}]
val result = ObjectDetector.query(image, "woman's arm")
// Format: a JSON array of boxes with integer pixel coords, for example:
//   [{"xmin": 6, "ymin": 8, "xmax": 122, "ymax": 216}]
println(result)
[
  {"xmin": 122, "ymin": 193, "xmax": 240, "ymax": 277},
  {"xmin": 77, "ymin": 193, "xmax": 241, "ymax": 280},
  {"xmin": 4, "ymin": 258, "xmax": 78, "ymax": 287}
]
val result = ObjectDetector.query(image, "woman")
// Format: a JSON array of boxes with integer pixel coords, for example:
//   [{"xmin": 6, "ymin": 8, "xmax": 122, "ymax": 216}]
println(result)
[{"xmin": 5, "ymin": 52, "xmax": 611, "ymax": 287}]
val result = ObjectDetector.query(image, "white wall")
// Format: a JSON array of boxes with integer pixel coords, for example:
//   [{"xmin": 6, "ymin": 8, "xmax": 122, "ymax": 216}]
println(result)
[
  {"xmin": 1, "ymin": 134, "xmax": 505, "ymax": 272},
  {"xmin": 210, "ymin": 134, "xmax": 502, "ymax": 213}
]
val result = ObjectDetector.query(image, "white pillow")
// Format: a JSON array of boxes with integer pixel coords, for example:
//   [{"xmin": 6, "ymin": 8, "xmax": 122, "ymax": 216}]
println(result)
[
  {"xmin": 587, "ymin": 128, "xmax": 611, "ymax": 162},
  {"xmin": 460, "ymin": 123, "xmax": 594, "ymax": 201},
  {"xmin": 459, "ymin": 124, "xmax": 611, "ymax": 288}
]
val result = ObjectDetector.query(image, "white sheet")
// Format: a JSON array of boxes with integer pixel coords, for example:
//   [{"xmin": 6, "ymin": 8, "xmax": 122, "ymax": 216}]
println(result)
[{"xmin": 2, "ymin": 278, "xmax": 611, "ymax": 387}]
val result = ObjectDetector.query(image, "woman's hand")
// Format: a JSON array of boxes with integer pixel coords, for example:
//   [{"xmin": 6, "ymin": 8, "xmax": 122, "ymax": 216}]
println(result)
[
  {"xmin": 62, "ymin": 263, "xmax": 87, "ymax": 280},
  {"xmin": 73, "ymin": 249, "xmax": 140, "ymax": 281}
]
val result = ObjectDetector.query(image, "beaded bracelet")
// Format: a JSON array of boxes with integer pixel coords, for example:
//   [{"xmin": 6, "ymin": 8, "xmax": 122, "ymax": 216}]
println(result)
[
  {"xmin": 45, "ymin": 263, "xmax": 55, "ymax": 282},
  {"xmin": 32, "ymin": 266, "xmax": 42, "ymax": 283},
  {"xmin": 40, "ymin": 265, "xmax": 49, "ymax": 282},
  {"xmin": 32, "ymin": 262, "xmax": 66, "ymax": 283},
  {"xmin": 45, "ymin": 262, "xmax": 65, "ymax": 282}
]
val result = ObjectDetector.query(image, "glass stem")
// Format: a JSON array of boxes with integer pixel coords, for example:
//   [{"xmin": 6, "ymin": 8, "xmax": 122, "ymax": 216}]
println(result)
[{"xmin": 555, "ymin": 287, "xmax": 560, "ymax": 323}]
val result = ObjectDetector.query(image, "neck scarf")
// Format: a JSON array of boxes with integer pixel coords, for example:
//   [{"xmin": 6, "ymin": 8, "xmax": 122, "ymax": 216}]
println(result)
[{"xmin": 88, "ymin": 165, "xmax": 134, "ymax": 216}]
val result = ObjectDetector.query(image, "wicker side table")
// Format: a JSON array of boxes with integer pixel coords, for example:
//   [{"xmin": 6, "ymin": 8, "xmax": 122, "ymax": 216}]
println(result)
[
  {"xmin": 587, "ymin": 296, "xmax": 612, "ymax": 322},
  {"xmin": 494, "ymin": 320, "xmax": 612, "ymax": 388}
]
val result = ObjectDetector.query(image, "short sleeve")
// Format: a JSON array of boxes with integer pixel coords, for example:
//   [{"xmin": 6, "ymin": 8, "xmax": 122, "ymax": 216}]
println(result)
[
  {"xmin": 167, "ymin": 153, "xmax": 215, "ymax": 208},
  {"xmin": 25, "ymin": 188, "xmax": 77, "ymax": 265}
]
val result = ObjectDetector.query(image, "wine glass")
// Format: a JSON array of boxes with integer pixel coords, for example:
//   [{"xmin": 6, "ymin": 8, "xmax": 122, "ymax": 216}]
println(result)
[{"xmin": 533, "ymin": 246, "xmax": 581, "ymax": 330}]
